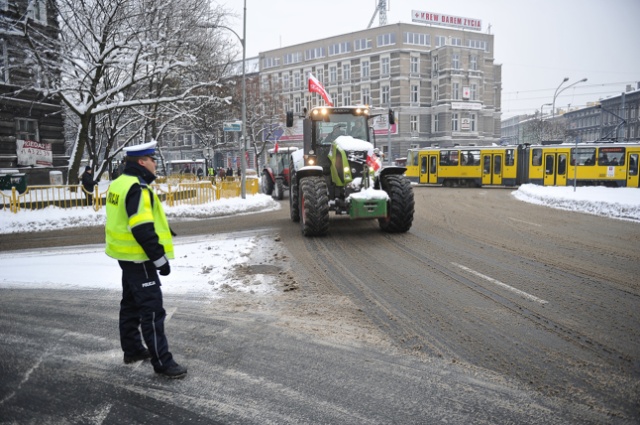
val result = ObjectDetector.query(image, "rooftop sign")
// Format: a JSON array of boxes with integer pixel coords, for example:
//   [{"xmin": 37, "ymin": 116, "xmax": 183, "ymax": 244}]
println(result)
[{"xmin": 411, "ymin": 10, "xmax": 482, "ymax": 32}]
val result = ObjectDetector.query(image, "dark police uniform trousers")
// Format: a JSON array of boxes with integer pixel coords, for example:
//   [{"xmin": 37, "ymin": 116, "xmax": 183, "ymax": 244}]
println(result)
[{"xmin": 118, "ymin": 260, "xmax": 176, "ymax": 371}]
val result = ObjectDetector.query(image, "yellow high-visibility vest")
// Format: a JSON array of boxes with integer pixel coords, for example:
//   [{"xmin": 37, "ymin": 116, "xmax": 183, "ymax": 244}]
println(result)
[{"xmin": 105, "ymin": 175, "xmax": 174, "ymax": 261}]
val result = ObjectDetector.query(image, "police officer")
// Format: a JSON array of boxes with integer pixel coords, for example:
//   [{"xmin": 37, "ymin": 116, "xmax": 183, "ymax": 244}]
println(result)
[{"xmin": 105, "ymin": 141, "xmax": 187, "ymax": 379}]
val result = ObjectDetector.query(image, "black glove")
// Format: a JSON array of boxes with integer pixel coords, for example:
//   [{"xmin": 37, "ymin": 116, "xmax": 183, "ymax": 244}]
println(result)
[
  {"xmin": 158, "ymin": 262, "xmax": 171, "ymax": 276},
  {"xmin": 153, "ymin": 255, "xmax": 171, "ymax": 276}
]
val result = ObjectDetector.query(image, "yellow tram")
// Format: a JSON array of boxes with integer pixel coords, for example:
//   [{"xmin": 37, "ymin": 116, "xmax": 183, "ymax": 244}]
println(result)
[{"xmin": 405, "ymin": 143, "xmax": 640, "ymax": 188}]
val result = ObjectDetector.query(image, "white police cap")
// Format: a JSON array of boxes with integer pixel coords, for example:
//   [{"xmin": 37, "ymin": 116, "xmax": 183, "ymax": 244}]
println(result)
[{"xmin": 123, "ymin": 140, "xmax": 157, "ymax": 157}]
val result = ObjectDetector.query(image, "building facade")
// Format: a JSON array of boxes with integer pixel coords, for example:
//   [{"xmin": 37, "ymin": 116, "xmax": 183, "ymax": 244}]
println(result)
[
  {"xmin": 0, "ymin": 0, "xmax": 66, "ymax": 184},
  {"xmin": 258, "ymin": 21, "xmax": 501, "ymax": 162}
]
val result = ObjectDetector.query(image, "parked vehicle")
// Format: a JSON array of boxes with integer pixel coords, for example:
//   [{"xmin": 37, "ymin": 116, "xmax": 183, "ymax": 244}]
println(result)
[{"xmin": 262, "ymin": 147, "xmax": 298, "ymax": 200}]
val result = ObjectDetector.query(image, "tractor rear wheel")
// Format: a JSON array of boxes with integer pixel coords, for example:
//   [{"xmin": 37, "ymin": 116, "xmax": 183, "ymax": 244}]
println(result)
[
  {"xmin": 300, "ymin": 176, "xmax": 329, "ymax": 236},
  {"xmin": 378, "ymin": 175, "xmax": 414, "ymax": 233},
  {"xmin": 273, "ymin": 178, "xmax": 284, "ymax": 200},
  {"xmin": 261, "ymin": 172, "xmax": 274, "ymax": 195}
]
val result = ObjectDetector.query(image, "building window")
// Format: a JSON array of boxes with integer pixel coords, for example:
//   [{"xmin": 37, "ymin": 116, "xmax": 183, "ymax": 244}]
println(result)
[
  {"xmin": 381, "ymin": 57, "xmax": 390, "ymax": 76},
  {"xmin": 329, "ymin": 42, "xmax": 351, "ymax": 56},
  {"xmin": 305, "ymin": 47, "xmax": 325, "ymax": 61},
  {"xmin": 451, "ymin": 38, "xmax": 462, "ymax": 46},
  {"xmin": 284, "ymin": 52, "xmax": 302, "ymax": 65},
  {"xmin": 377, "ymin": 33, "xmax": 396, "ymax": 47},
  {"xmin": 329, "ymin": 92, "xmax": 337, "ymax": 106},
  {"xmin": 329, "ymin": 66, "xmax": 337, "ymax": 83},
  {"xmin": 404, "ymin": 32, "xmax": 430, "ymax": 46},
  {"xmin": 470, "ymin": 55, "xmax": 478, "ymax": 71},
  {"xmin": 263, "ymin": 56, "xmax": 280, "ymax": 69},
  {"xmin": 410, "ymin": 56, "xmax": 419, "ymax": 75},
  {"xmin": 361, "ymin": 60, "xmax": 370, "ymax": 78},
  {"xmin": 343, "ymin": 90, "xmax": 351, "ymax": 106},
  {"xmin": 452, "ymin": 113, "xmax": 459, "ymax": 131},
  {"xmin": 432, "ymin": 55, "xmax": 438, "ymax": 74},
  {"xmin": 410, "ymin": 84, "xmax": 419, "ymax": 105},
  {"xmin": 354, "ymin": 38, "xmax": 372, "ymax": 51},
  {"xmin": 434, "ymin": 114, "xmax": 439, "ymax": 132},
  {"xmin": 435, "ymin": 36, "xmax": 447, "ymax": 47},
  {"xmin": 410, "ymin": 115, "xmax": 419, "ymax": 132},
  {"xmin": 315, "ymin": 66, "xmax": 324, "ymax": 83},
  {"xmin": 433, "ymin": 84, "xmax": 439, "ymax": 101},
  {"xmin": 282, "ymin": 73, "xmax": 290, "ymax": 90},
  {"xmin": 361, "ymin": 87, "xmax": 371, "ymax": 105},
  {"xmin": 453, "ymin": 82, "xmax": 459, "ymax": 100},
  {"xmin": 343, "ymin": 63, "xmax": 351, "ymax": 81},
  {"xmin": 27, "ymin": 0, "xmax": 46, "ymax": 23},
  {"xmin": 16, "ymin": 118, "xmax": 39, "ymax": 141},
  {"xmin": 471, "ymin": 83, "xmax": 478, "ymax": 101},
  {"xmin": 293, "ymin": 72, "xmax": 301, "ymax": 89},
  {"xmin": 381, "ymin": 85, "xmax": 390, "ymax": 105},
  {"xmin": 452, "ymin": 54, "xmax": 460, "ymax": 70},
  {"xmin": 471, "ymin": 113, "xmax": 477, "ymax": 131},
  {"xmin": 294, "ymin": 97, "xmax": 301, "ymax": 114}
]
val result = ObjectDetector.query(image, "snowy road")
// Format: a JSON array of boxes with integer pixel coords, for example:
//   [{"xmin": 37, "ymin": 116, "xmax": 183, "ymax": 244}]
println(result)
[{"xmin": 1, "ymin": 188, "xmax": 639, "ymax": 423}]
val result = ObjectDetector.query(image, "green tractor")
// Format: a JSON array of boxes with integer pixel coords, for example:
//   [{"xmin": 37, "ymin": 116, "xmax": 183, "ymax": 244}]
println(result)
[{"xmin": 287, "ymin": 106, "xmax": 414, "ymax": 237}]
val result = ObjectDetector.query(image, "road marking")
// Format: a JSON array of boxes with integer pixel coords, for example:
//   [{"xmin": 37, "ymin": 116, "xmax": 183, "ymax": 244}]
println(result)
[
  {"xmin": 452, "ymin": 262, "xmax": 548, "ymax": 305},
  {"xmin": 507, "ymin": 217, "xmax": 542, "ymax": 227}
]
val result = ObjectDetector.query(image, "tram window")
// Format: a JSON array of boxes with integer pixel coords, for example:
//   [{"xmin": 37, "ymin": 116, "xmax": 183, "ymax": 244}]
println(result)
[
  {"xmin": 483, "ymin": 156, "xmax": 490, "ymax": 173},
  {"xmin": 558, "ymin": 154, "xmax": 567, "ymax": 175},
  {"xmin": 494, "ymin": 156, "xmax": 502, "ymax": 175},
  {"xmin": 572, "ymin": 148, "xmax": 596, "ymax": 166},
  {"xmin": 461, "ymin": 150, "xmax": 479, "ymax": 166},
  {"xmin": 532, "ymin": 148, "xmax": 542, "ymax": 166},
  {"xmin": 430, "ymin": 156, "xmax": 437, "ymax": 174},
  {"xmin": 420, "ymin": 157, "xmax": 427, "ymax": 174},
  {"xmin": 545, "ymin": 155, "xmax": 554, "ymax": 174},
  {"xmin": 440, "ymin": 150, "xmax": 459, "ymax": 165},
  {"xmin": 505, "ymin": 149, "xmax": 514, "ymax": 166},
  {"xmin": 630, "ymin": 154, "xmax": 638, "ymax": 176},
  {"xmin": 598, "ymin": 148, "xmax": 625, "ymax": 166}
]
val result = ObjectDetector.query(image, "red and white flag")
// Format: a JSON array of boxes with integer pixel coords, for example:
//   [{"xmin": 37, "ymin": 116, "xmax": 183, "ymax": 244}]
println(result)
[
  {"xmin": 274, "ymin": 141, "xmax": 279, "ymax": 153},
  {"xmin": 308, "ymin": 73, "xmax": 333, "ymax": 106},
  {"xmin": 366, "ymin": 153, "xmax": 381, "ymax": 172}
]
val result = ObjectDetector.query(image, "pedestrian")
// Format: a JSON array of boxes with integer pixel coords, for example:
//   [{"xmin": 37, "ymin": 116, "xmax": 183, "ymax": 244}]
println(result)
[
  {"xmin": 226, "ymin": 167, "xmax": 233, "ymax": 178},
  {"xmin": 105, "ymin": 140, "xmax": 187, "ymax": 379},
  {"xmin": 81, "ymin": 166, "xmax": 97, "ymax": 205}
]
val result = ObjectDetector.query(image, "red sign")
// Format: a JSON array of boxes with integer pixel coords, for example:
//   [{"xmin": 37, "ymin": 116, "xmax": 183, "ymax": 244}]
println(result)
[{"xmin": 412, "ymin": 10, "xmax": 482, "ymax": 31}]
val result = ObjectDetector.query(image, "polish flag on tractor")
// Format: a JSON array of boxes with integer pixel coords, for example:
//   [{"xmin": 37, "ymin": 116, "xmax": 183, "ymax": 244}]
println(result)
[
  {"xmin": 308, "ymin": 73, "xmax": 333, "ymax": 106},
  {"xmin": 366, "ymin": 152, "xmax": 382, "ymax": 172}
]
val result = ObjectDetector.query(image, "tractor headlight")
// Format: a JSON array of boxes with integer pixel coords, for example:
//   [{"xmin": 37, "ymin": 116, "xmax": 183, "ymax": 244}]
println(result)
[
  {"xmin": 305, "ymin": 155, "xmax": 317, "ymax": 166},
  {"xmin": 344, "ymin": 166, "xmax": 350, "ymax": 174}
]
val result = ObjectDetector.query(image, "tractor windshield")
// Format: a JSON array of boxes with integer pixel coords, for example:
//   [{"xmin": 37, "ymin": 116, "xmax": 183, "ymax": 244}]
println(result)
[{"xmin": 315, "ymin": 115, "xmax": 369, "ymax": 145}]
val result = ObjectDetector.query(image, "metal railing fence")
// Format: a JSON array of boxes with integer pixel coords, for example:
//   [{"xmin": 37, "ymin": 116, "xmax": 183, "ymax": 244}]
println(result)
[{"xmin": 0, "ymin": 177, "xmax": 260, "ymax": 213}]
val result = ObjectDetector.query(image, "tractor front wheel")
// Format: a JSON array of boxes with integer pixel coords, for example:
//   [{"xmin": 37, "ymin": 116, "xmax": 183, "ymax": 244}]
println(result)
[
  {"xmin": 378, "ymin": 175, "xmax": 414, "ymax": 233},
  {"xmin": 300, "ymin": 176, "xmax": 329, "ymax": 236}
]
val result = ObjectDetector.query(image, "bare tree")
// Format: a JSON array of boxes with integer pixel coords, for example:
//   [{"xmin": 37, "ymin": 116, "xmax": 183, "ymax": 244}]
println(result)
[{"xmin": 23, "ymin": 0, "xmax": 231, "ymax": 183}]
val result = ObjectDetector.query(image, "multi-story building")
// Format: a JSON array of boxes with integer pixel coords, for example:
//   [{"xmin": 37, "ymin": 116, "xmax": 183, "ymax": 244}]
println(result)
[
  {"xmin": 258, "ymin": 20, "xmax": 501, "ymax": 162},
  {"xmin": 503, "ymin": 84, "xmax": 640, "ymax": 146},
  {"xmin": 0, "ymin": 0, "xmax": 66, "ymax": 184}
]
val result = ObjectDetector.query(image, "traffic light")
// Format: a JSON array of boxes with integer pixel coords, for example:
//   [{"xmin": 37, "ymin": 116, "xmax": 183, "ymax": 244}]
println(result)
[{"xmin": 388, "ymin": 109, "xmax": 395, "ymax": 125}]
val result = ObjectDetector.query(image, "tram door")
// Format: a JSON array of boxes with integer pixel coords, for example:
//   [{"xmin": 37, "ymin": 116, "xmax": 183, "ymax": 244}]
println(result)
[
  {"xmin": 428, "ymin": 155, "xmax": 438, "ymax": 184},
  {"xmin": 482, "ymin": 154, "xmax": 503, "ymax": 185},
  {"xmin": 627, "ymin": 153, "xmax": 639, "ymax": 188},
  {"xmin": 543, "ymin": 153, "xmax": 568, "ymax": 186}
]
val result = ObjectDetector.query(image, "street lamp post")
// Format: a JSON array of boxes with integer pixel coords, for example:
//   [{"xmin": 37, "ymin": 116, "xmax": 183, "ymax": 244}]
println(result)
[
  {"xmin": 202, "ymin": 2, "xmax": 247, "ymax": 198},
  {"xmin": 551, "ymin": 77, "xmax": 588, "ymax": 140}
]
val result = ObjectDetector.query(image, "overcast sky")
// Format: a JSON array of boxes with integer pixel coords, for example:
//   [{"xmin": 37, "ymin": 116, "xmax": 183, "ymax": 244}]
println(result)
[{"xmin": 219, "ymin": 0, "xmax": 639, "ymax": 119}]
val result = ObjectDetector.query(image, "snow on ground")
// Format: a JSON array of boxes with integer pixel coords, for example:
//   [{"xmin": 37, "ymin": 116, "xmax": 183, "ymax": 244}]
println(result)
[{"xmin": 0, "ymin": 186, "xmax": 638, "ymax": 296}]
